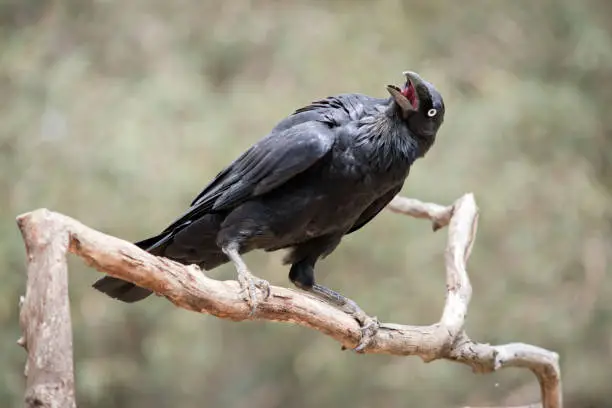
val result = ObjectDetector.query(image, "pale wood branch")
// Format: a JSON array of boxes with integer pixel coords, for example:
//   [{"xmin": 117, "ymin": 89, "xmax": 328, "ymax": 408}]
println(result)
[
  {"xmin": 17, "ymin": 210, "xmax": 76, "ymax": 408},
  {"xmin": 16, "ymin": 193, "xmax": 562, "ymax": 408}
]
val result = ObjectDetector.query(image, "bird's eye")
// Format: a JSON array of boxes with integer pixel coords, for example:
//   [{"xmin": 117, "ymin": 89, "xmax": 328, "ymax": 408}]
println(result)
[{"xmin": 427, "ymin": 108, "xmax": 437, "ymax": 117}]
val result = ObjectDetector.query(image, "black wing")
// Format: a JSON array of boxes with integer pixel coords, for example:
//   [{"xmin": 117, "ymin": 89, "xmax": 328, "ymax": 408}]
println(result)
[
  {"xmin": 161, "ymin": 121, "xmax": 335, "ymax": 233},
  {"xmin": 346, "ymin": 184, "xmax": 403, "ymax": 235}
]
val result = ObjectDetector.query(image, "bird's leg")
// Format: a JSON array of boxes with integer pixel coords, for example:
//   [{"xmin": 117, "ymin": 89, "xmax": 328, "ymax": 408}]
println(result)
[
  {"xmin": 289, "ymin": 260, "xmax": 379, "ymax": 352},
  {"xmin": 222, "ymin": 243, "xmax": 271, "ymax": 315}
]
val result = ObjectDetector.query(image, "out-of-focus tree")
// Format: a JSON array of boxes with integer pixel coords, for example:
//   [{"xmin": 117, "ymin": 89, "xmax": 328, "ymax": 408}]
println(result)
[{"xmin": 1, "ymin": 1, "xmax": 610, "ymax": 407}]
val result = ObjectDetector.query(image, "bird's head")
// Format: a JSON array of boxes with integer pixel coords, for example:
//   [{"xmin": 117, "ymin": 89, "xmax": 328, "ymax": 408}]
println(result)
[{"xmin": 386, "ymin": 71, "xmax": 445, "ymax": 140}]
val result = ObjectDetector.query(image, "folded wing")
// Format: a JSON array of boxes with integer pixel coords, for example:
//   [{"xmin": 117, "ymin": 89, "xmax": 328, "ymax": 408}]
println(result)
[{"xmin": 161, "ymin": 121, "xmax": 336, "ymax": 234}]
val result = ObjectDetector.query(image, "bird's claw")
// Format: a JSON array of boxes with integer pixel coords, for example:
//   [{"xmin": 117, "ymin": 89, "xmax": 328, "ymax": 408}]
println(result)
[
  {"xmin": 237, "ymin": 272, "xmax": 271, "ymax": 316},
  {"xmin": 352, "ymin": 312, "xmax": 380, "ymax": 353}
]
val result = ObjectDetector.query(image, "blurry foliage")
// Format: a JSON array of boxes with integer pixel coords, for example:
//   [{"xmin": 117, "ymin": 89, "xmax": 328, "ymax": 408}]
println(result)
[{"xmin": 1, "ymin": 0, "xmax": 611, "ymax": 407}]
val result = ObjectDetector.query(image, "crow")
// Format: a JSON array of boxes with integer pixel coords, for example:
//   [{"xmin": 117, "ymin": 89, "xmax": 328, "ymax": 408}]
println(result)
[{"xmin": 93, "ymin": 71, "xmax": 445, "ymax": 351}]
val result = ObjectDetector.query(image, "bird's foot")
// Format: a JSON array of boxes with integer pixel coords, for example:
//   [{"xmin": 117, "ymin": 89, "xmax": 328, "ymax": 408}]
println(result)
[
  {"xmin": 223, "ymin": 243, "xmax": 271, "ymax": 316},
  {"xmin": 349, "ymin": 304, "xmax": 380, "ymax": 353},
  {"xmin": 237, "ymin": 269, "xmax": 271, "ymax": 316},
  {"xmin": 309, "ymin": 283, "xmax": 379, "ymax": 352}
]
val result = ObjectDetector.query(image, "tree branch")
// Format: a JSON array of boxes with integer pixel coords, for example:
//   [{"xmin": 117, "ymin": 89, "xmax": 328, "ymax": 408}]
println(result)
[
  {"xmin": 16, "ymin": 194, "xmax": 562, "ymax": 408},
  {"xmin": 17, "ymin": 208, "xmax": 76, "ymax": 408}
]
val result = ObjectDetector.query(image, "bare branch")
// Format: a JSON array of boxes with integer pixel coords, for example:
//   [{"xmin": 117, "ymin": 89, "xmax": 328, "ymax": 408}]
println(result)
[
  {"xmin": 16, "ymin": 194, "xmax": 562, "ymax": 408},
  {"xmin": 387, "ymin": 195, "xmax": 453, "ymax": 231},
  {"xmin": 17, "ymin": 210, "xmax": 76, "ymax": 408}
]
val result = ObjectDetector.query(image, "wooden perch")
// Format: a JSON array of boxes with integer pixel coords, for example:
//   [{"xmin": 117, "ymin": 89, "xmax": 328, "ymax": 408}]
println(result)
[
  {"xmin": 18, "ymin": 208, "xmax": 76, "ymax": 408},
  {"xmin": 16, "ymin": 193, "xmax": 562, "ymax": 408}
]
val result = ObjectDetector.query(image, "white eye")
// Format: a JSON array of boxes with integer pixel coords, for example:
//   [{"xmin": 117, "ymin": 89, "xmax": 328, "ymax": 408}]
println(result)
[{"xmin": 427, "ymin": 108, "xmax": 437, "ymax": 117}]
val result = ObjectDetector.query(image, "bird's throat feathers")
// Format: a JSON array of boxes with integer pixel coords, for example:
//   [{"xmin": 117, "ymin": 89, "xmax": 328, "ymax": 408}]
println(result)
[{"xmin": 354, "ymin": 109, "xmax": 429, "ymax": 171}]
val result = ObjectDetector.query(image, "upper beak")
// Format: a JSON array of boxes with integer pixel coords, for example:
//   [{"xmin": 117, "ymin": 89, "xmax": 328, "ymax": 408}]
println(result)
[{"xmin": 402, "ymin": 71, "xmax": 426, "ymax": 90}]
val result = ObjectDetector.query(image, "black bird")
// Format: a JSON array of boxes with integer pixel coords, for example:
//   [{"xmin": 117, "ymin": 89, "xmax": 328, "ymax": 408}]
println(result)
[{"xmin": 93, "ymin": 71, "xmax": 445, "ymax": 350}]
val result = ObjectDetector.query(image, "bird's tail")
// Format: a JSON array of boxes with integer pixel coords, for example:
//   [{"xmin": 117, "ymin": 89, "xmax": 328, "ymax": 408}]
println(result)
[
  {"xmin": 93, "ymin": 214, "xmax": 229, "ymax": 303},
  {"xmin": 92, "ymin": 230, "xmax": 174, "ymax": 303}
]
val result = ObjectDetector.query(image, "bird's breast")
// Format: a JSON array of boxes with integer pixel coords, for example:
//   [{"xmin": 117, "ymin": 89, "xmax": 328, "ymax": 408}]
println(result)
[{"xmin": 257, "ymin": 139, "xmax": 412, "ymax": 245}]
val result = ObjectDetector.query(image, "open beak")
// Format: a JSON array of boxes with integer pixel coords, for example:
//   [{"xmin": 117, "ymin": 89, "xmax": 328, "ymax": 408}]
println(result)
[{"xmin": 386, "ymin": 70, "xmax": 426, "ymax": 113}]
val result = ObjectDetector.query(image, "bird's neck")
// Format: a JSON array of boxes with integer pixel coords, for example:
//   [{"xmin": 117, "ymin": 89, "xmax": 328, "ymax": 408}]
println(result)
[{"xmin": 355, "ymin": 106, "xmax": 429, "ymax": 171}]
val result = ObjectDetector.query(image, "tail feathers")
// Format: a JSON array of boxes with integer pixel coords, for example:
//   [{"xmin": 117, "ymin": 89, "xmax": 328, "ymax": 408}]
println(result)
[
  {"xmin": 93, "ymin": 219, "xmax": 221, "ymax": 303},
  {"xmin": 92, "ymin": 276, "xmax": 153, "ymax": 303},
  {"xmin": 92, "ymin": 228, "xmax": 180, "ymax": 303},
  {"xmin": 134, "ymin": 228, "xmax": 178, "ymax": 254}
]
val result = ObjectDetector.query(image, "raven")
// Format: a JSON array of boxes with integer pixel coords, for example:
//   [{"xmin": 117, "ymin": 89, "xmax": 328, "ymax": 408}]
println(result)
[{"xmin": 93, "ymin": 71, "xmax": 445, "ymax": 350}]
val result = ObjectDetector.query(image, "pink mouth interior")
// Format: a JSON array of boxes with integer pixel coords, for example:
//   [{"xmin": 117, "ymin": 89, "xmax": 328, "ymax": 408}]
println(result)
[{"xmin": 401, "ymin": 81, "xmax": 417, "ymax": 108}]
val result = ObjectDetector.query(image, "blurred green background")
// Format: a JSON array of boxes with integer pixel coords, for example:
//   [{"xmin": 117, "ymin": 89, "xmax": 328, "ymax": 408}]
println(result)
[{"xmin": 1, "ymin": 0, "xmax": 611, "ymax": 407}]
